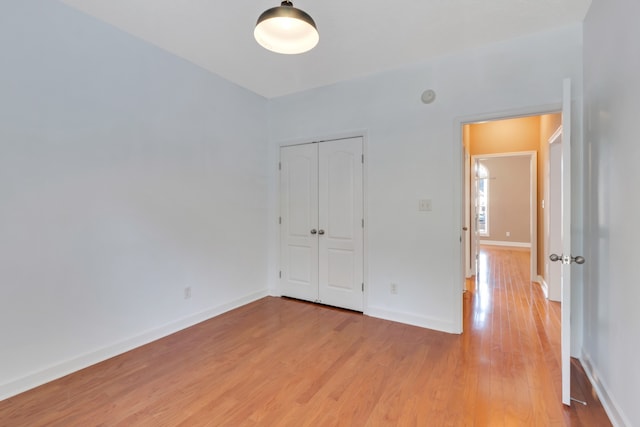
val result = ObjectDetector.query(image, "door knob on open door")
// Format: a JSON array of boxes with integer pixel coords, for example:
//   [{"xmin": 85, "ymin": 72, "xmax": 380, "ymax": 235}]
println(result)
[{"xmin": 550, "ymin": 253, "xmax": 586, "ymax": 264}]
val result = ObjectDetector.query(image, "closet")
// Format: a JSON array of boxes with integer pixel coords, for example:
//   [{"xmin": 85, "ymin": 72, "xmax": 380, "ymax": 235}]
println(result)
[{"xmin": 279, "ymin": 136, "xmax": 364, "ymax": 311}]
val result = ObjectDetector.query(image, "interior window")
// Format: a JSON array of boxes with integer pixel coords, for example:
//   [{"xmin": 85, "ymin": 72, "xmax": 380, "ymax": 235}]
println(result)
[{"xmin": 477, "ymin": 163, "xmax": 489, "ymax": 236}]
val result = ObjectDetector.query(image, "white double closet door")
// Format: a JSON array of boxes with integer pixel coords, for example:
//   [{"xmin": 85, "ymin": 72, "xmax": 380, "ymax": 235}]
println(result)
[{"xmin": 279, "ymin": 137, "xmax": 364, "ymax": 312}]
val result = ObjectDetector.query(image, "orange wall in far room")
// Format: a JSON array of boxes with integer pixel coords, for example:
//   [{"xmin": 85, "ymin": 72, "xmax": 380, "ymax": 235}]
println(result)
[{"xmin": 469, "ymin": 116, "xmax": 541, "ymax": 155}]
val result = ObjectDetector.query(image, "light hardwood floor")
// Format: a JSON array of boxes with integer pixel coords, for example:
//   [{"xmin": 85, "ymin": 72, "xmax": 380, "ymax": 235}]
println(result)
[{"xmin": 0, "ymin": 246, "xmax": 611, "ymax": 426}]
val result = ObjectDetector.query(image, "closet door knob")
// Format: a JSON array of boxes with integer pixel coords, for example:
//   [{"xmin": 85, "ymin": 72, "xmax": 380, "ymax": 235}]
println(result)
[
  {"xmin": 318, "ymin": 229, "xmax": 325, "ymax": 235},
  {"xmin": 310, "ymin": 229, "xmax": 317, "ymax": 235}
]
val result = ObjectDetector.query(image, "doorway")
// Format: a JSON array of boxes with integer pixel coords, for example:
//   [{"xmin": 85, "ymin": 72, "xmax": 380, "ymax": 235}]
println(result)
[
  {"xmin": 457, "ymin": 81, "xmax": 578, "ymax": 407},
  {"xmin": 462, "ymin": 113, "xmax": 561, "ymax": 293},
  {"xmin": 279, "ymin": 136, "xmax": 364, "ymax": 312}
]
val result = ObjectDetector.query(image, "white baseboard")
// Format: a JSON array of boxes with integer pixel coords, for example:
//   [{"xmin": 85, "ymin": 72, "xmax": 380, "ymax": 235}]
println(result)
[
  {"xmin": 536, "ymin": 275, "xmax": 549, "ymax": 298},
  {"xmin": 268, "ymin": 288, "xmax": 282, "ymax": 297},
  {"xmin": 0, "ymin": 289, "xmax": 268, "ymax": 401},
  {"xmin": 366, "ymin": 306, "xmax": 459, "ymax": 334},
  {"xmin": 580, "ymin": 351, "xmax": 631, "ymax": 427},
  {"xmin": 480, "ymin": 240, "xmax": 531, "ymax": 248}
]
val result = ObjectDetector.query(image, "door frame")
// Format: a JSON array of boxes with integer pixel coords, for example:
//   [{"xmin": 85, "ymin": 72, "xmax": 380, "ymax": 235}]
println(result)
[
  {"xmin": 277, "ymin": 131, "xmax": 369, "ymax": 313},
  {"xmin": 453, "ymin": 104, "xmax": 562, "ymax": 334}
]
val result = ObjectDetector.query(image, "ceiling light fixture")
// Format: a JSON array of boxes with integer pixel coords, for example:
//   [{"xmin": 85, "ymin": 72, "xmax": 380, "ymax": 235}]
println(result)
[{"xmin": 254, "ymin": 1, "xmax": 319, "ymax": 54}]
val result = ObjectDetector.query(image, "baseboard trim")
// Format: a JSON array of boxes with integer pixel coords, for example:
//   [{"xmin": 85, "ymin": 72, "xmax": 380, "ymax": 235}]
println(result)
[
  {"xmin": 580, "ymin": 351, "xmax": 630, "ymax": 427},
  {"xmin": 536, "ymin": 275, "xmax": 549, "ymax": 298},
  {"xmin": 0, "ymin": 289, "xmax": 268, "ymax": 401},
  {"xmin": 366, "ymin": 306, "xmax": 459, "ymax": 334},
  {"xmin": 480, "ymin": 240, "xmax": 531, "ymax": 248}
]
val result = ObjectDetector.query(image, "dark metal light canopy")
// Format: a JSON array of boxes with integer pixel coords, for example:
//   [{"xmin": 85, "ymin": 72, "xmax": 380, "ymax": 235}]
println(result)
[{"xmin": 254, "ymin": 1, "xmax": 319, "ymax": 54}]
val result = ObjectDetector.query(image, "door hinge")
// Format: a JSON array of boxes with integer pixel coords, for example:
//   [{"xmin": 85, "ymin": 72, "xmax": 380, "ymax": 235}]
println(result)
[
  {"xmin": 278, "ymin": 162, "xmax": 281, "ymax": 171},
  {"xmin": 279, "ymin": 216, "xmax": 281, "ymax": 225},
  {"xmin": 361, "ymin": 218, "xmax": 364, "ymax": 228},
  {"xmin": 362, "ymin": 154, "xmax": 364, "ymax": 164},
  {"xmin": 362, "ymin": 283, "xmax": 364, "ymax": 292},
  {"xmin": 279, "ymin": 270, "xmax": 282, "ymax": 279}
]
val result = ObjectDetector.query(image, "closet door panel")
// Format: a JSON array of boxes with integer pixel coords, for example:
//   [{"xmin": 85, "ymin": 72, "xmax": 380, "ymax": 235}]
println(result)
[
  {"xmin": 318, "ymin": 137, "xmax": 363, "ymax": 311},
  {"xmin": 279, "ymin": 144, "xmax": 319, "ymax": 302}
]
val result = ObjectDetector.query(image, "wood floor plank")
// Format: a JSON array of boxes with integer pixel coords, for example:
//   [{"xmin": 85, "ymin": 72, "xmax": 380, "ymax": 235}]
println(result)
[{"xmin": 0, "ymin": 246, "xmax": 612, "ymax": 426}]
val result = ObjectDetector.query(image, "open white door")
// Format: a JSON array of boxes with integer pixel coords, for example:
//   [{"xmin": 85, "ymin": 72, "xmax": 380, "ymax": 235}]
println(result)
[
  {"xmin": 550, "ymin": 78, "xmax": 585, "ymax": 406},
  {"xmin": 279, "ymin": 144, "xmax": 319, "ymax": 302},
  {"xmin": 560, "ymin": 78, "xmax": 572, "ymax": 407},
  {"xmin": 318, "ymin": 138, "xmax": 364, "ymax": 311}
]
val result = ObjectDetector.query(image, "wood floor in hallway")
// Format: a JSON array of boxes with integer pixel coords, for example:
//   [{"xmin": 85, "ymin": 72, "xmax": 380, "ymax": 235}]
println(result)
[{"xmin": 0, "ymin": 246, "xmax": 611, "ymax": 426}]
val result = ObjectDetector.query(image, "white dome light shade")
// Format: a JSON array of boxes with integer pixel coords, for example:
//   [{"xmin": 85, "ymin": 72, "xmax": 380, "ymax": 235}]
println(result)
[{"xmin": 254, "ymin": 1, "xmax": 319, "ymax": 54}]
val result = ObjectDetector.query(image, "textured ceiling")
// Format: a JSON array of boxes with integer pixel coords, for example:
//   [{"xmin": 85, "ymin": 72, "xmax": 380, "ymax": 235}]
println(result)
[{"xmin": 59, "ymin": 0, "xmax": 591, "ymax": 98}]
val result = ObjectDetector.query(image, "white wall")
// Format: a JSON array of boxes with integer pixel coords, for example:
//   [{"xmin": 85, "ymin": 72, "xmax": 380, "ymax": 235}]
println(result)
[
  {"xmin": 267, "ymin": 25, "xmax": 584, "ymax": 333},
  {"xmin": 583, "ymin": 1, "xmax": 640, "ymax": 426},
  {"xmin": 0, "ymin": 1, "xmax": 268, "ymax": 399}
]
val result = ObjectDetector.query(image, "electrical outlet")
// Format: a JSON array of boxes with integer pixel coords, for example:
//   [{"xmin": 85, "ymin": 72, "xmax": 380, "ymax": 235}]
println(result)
[
  {"xmin": 184, "ymin": 287, "xmax": 192, "ymax": 299},
  {"xmin": 506, "ymin": 231, "xmax": 511, "ymax": 237},
  {"xmin": 390, "ymin": 283, "xmax": 398, "ymax": 294}
]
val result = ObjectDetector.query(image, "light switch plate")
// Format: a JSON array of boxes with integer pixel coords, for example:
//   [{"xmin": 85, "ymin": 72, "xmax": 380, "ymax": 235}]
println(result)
[{"xmin": 419, "ymin": 199, "xmax": 432, "ymax": 212}]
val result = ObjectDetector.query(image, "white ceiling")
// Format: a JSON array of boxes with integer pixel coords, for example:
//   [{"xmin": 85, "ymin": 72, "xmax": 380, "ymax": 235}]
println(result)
[{"xmin": 59, "ymin": 0, "xmax": 591, "ymax": 98}]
